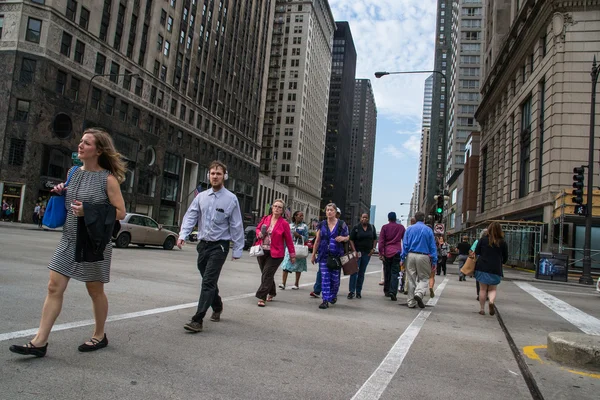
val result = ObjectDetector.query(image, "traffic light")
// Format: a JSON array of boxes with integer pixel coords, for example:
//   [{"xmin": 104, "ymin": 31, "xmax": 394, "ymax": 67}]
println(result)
[
  {"xmin": 572, "ymin": 166, "xmax": 585, "ymax": 205},
  {"xmin": 434, "ymin": 194, "xmax": 444, "ymax": 222}
]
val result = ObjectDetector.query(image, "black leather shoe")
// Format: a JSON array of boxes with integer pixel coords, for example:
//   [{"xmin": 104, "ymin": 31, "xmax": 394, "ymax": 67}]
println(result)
[
  {"xmin": 210, "ymin": 308, "xmax": 222, "ymax": 322},
  {"xmin": 331, "ymin": 297, "xmax": 337, "ymax": 304},
  {"xmin": 78, "ymin": 334, "xmax": 108, "ymax": 352},
  {"xmin": 184, "ymin": 320, "xmax": 203, "ymax": 333},
  {"xmin": 347, "ymin": 292, "xmax": 355, "ymax": 299},
  {"xmin": 390, "ymin": 294, "xmax": 397, "ymax": 301},
  {"xmin": 319, "ymin": 301, "xmax": 329, "ymax": 309},
  {"xmin": 414, "ymin": 295, "xmax": 425, "ymax": 309},
  {"xmin": 356, "ymin": 293, "xmax": 362, "ymax": 299},
  {"xmin": 9, "ymin": 342, "xmax": 47, "ymax": 357}
]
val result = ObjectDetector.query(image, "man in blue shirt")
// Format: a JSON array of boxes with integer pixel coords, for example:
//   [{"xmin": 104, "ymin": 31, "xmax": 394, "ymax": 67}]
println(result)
[
  {"xmin": 177, "ymin": 161, "xmax": 245, "ymax": 332},
  {"xmin": 400, "ymin": 211, "xmax": 438, "ymax": 308}
]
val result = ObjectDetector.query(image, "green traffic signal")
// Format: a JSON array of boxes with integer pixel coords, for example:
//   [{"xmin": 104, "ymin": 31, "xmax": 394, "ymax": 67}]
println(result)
[{"xmin": 436, "ymin": 207, "xmax": 443, "ymax": 214}]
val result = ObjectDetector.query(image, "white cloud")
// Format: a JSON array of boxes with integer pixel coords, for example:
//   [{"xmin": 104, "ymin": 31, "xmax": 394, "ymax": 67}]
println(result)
[
  {"xmin": 382, "ymin": 145, "xmax": 405, "ymax": 159},
  {"xmin": 402, "ymin": 135, "xmax": 421, "ymax": 156},
  {"xmin": 329, "ymin": 0, "xmax": 437, "ymax": 125}
]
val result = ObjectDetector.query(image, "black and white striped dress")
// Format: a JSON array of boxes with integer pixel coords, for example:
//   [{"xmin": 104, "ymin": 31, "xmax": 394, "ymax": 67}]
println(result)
[{"xmin": 48, "ymin": 168, "xmax": 113, "ymax": 283}]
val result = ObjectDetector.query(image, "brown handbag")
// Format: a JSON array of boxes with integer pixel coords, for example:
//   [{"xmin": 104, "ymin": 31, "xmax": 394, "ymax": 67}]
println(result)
[
  {"xmin": 341, "ymin": 251, "xmax": 359, "ymax": 276},
  {"xmin": 460, "ymin": 255, "xmax": 476, "ymax": 276}
]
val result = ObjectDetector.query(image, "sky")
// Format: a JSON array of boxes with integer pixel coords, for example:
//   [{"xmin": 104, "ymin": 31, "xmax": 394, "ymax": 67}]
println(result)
[{"xmin": 328, "ymin": 0, "xmax": 438, "ymax": 229}]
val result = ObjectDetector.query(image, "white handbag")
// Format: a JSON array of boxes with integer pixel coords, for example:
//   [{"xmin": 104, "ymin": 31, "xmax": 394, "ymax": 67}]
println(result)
[
  {"xmin": 249, "ymin": 244, "xmax": 264, "ymax": 257},
  {"xmin": 293, "ymin": 237, "xmax": 309, "ymax": 259}
]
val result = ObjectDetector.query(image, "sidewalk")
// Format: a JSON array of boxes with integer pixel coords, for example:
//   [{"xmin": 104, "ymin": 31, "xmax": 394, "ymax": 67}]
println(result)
[
  {"xmin": 0, "ymin": 220, "xmax": 62, "ymax": 232},
  {"xmin": 448, "ymin": 259, "xmax": 597, "ymax": 289}
]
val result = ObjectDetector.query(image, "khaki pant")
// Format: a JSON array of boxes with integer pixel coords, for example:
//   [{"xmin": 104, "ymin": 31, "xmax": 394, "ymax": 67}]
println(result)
[{"xmin": 406, "ymin": 253, "xmax": 432, "ymax": 307}]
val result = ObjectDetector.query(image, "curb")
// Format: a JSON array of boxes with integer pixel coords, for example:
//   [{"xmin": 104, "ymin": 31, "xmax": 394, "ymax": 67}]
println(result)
[{"xmin": 547, "ymin": 332, "xmax": 600, "ymax": 371}]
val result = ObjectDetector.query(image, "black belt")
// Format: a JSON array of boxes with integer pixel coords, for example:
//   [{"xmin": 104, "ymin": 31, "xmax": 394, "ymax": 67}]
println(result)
[
  {"xmin": 199, "ymin": 239, "xmax": 228, "ymax": 244},
  {"xmin": 410, "ymin": 251, "xmax": 429, "ymax": 256}
]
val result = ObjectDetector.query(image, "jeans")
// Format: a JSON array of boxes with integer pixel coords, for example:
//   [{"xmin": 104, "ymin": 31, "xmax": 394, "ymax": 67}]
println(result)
[
  {"xmin": 256, "ymin": 250, "xmax": 284, "ymax": 300},
  {"xmin": 349, "ymin": 253, "xmax": 371, "ymax": 294},
  {"xmin": 436, "ymin": 256, "xmax": 447, "ymax": 275},
  {"xmin": 313, "ymin": 268, "xmax": 322, "ymax": 294},
  {"xmin": 192, "ymin": 240, "xmax": 229, "ymax": 322},
  {"xmin": 383, "ymin": 254, "xmax": 401, "ymax": 295},
  {"xmin": 456, "ymin": 254, "xmax": 468, "ymax": 279}
]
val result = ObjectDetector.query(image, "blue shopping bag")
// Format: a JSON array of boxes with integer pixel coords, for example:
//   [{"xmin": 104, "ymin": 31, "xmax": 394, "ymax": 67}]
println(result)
[{"xmin": 42, "ymin": 166, "xmax": 79, "ymax": 229}]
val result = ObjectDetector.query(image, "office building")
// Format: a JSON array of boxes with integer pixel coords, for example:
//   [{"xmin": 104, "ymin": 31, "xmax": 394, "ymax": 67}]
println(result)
[
  {"xmin": 346, "ymin": 78, "xmax": 376, "ymax": 227},
  {"xmin": 417, "ymin": 74, "xmax": 433, "ymax": 212},
  {"xmin": 259, "ymin": 0, "xmax": 335, "ymax": 223},
  {"xmin": 320, "ymin": 21, "xmax": 356, "ymax": 221},
  {"xmin": 0, "ymin": 0, "xmax": 274, "ymax": 227}
]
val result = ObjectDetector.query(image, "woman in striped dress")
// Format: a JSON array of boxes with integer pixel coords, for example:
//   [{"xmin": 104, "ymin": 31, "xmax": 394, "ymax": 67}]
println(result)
[{"xmin": 9, "ymin": 128, "xmax": 126, "ymax": 357}]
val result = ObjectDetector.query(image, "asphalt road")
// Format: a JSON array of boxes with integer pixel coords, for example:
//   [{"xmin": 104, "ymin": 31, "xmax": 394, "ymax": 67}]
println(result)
[{"xmin": 0, "ymin": 224, "xmax": 599, "ymax": 400}]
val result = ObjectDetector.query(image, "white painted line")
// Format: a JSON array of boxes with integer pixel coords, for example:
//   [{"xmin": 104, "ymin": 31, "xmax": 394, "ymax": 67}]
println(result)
[
  {"xmin": 515, "ymin": 282, "xmax": 600, "ymax": 336},
  {"xmin": 351, "ymin": 277, "xmax": 449, "ymax": 400},
  {"xmin": 544, "ymin": 289, "xmax": 599, "ymax": 297},
  {"xmin": 0, "ymin": 270, "xmax": 381, "ymax": 342}
]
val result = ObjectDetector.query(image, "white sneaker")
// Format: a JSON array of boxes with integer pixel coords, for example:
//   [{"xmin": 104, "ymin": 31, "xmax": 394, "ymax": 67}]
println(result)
[
  {"xmin": 278, "ymin": 284, "xmax": 285, "ymax": 290},
  {"xmin": 291, "ymin": 285, "xmax": 299, "ymax": 290}
]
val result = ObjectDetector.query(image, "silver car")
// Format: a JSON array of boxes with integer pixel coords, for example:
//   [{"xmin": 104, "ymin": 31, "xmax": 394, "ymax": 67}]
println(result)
[{"xmin": 114, "ymin": 213, "xmax": 178, "ymax": 250}]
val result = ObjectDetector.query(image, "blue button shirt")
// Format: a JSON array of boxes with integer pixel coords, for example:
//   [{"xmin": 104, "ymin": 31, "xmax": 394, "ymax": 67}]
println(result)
[
  {"xmin": 178, "ymin": 187, "xmax": 245, "ymax": 258},
  {"xmin": 400, "ymin": 222, "xmax": 438, "ymax": 265}
]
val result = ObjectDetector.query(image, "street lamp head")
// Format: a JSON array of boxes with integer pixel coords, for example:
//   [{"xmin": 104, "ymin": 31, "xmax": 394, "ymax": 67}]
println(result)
[{"xmin": 374, "ymin": 71, "xmax": 389, "ymax": 78}]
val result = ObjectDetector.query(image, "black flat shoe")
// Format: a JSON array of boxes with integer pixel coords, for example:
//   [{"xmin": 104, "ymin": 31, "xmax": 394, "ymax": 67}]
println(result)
[
  {"xmin": 9, "ymin": 342, "xmax": 47, "ymax": 357},
  {"xmin": 331, "ymin": 297, "xmax": 337, "ymax": 304},
  {"xmin": 78, "ymin": 334, "xmax": 108, "ymax": 352},
  {"xmin": 319, "ymin": 301, "xmax": 329, "ymax": 309},
  {"xmin": 356, "ymin": 293, "xmax": 362, "ymax": 299},
  {"xmin": 347, "ymin": 292, "xmax": 355, "ymax": 299}
]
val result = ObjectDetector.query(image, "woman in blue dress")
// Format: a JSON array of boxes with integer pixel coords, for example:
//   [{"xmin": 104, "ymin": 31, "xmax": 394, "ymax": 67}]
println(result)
[
  {"xmin": 310, "ymin": 203, "xmax": 350, "ymax": 309},
  {"xmin": 279, "ymin": 211, "xmax": 309, "ymax": 290}
]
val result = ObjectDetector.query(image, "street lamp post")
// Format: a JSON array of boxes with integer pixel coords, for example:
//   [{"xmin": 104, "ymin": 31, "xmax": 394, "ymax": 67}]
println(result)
[
  {"xmin": 579, "ymin": 57, "xmax": 599, "ymax": 285},
  {"xmin": 375, "ymin": 70, "xmax": 448, "ymax": 212},
  {"xmin": 82, "ymin": 72, "xmax": 139, "ymax": 132}
]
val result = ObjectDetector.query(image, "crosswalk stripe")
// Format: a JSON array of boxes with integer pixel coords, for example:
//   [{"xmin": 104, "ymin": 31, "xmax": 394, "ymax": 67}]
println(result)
[{"xmin": 515, "ymin": 282, "xmax": 600, "ymax": 335}]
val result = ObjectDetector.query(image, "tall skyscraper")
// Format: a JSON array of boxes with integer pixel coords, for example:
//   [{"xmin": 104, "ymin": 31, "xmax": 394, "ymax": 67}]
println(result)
[
  {"xmin": 0, "ymin": 0, "xmax": 273, "ymax": 225},
  {"xmin": 446, "ymin": 0, "xmax": 483, "ymax": 182},
  {"xmin": 347, "ymin": 78, "xmax": 377, "ymax": 227},
  {"xmin": 417, "ymin": 74, "xmax": 433, "ymax": 212},
  {"xmin": 259, "ymin": 0, "xmax": 335, "ymax": 223},
  {"xmin": 424, "ymin": 0, "xmax": 452, "ymax": 213},
  {"xmin": 320, "ymin": 21, "xmax": 357, "ymax": 221}
]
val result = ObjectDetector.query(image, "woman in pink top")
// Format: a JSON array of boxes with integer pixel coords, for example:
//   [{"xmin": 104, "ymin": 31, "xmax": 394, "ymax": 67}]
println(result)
[{"xmin": 254, "ymin": 199, "xmax": 296, "ymax": 307}]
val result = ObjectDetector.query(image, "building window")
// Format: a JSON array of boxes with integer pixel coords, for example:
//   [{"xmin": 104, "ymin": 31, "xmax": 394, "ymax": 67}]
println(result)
[
  {"xmin": 8, "ymin": 139, "xmax": 26, "ymax": 166},
  {"xmin": 157, "ymin": 91, "xmax": 164, "ymax": 107},
  {"xmin": 164, "ymin": 40, "xmax": 170, "ymax": 56},
  {"xmin": 170, "ymin": 99, "xmax": 177, "ymax": 115},
  {"xmin": 60, "ymin": 32, "xmax": 72, "ymax": 57},
  {"xmin": 74, "ymin": 40, "xmax": 85, "ymax": 63},
  {"xmin": 480, "ymin": 147, "xmax": 487, "ymax": 212},
  {"xmin": 157, "ymin": 34, "xmax": 163, "ymax": 51},
  {"xmin": 132, "ymin": 107, "xmax": 140, "ymax": 127},
  {"xmin": 20, "ymin": 58, "xmax": 36, "ymax": 84},
  {"xmin": 15, "ymin": 100, "xmax": 30, "ymax": 121},
  {"xmin": 66, "ymin": 0, "xmax": 77, "ymax": 22},
  {"xmin": 95, "ymin": 53, "xmax": 106, "ymax": 74},
  {"xmin": 79, "ymin": 7, "xmax": 89, "ymax": 30},
  {"xmin": 119, "ymin": 101, "xmax": 128, "ymax": 121},
  {"xmin": 70, "ymin": 76, "xmax": 80, "ymax": 100},
  {"xmin": 100, "ymin": 0, "xmax": 111, "ymax": 41},
  {"xmin": 538, "ymin": 79, "xmax": 546, "ymax": 191},
  {"xmin": 150, "ymin": 86, "xmax": 157, "ymax": 103},
  {"xmin": 519, "ymin": 96, "xmax": 532, "ymax": 198},
  {"xmin": 109, "ymin": 62, "xmax": 120, "ymax": 83},
  {"xmin": 113, "ymin": 3, "xmax": 125, "ymax": 50},
  {"xmin": 135, "ymin": 78, "xmax": 143, "ymax": 96},
  {"xmin": 123, "ymin": 71, "xmax": 132, "ymax": 90},
  {"xmin": 160, "ymin": 65, "xmax": 167, "ymax": 81},
  {"xmin": 26, "ymin": 18, "xmax": 42, "ymax": 43},
  {"xmin": 91, "ymin": 87, "xmax": 101, "ymax": 109},
  {"xmin": 160, "ymin": 9, "xmax": 167, "ymax": 25},
  {"xmin": 56, "ymin": 70, "xmax": 67, "ymax": 94},
  {"xmin": 105, "ymin": 95, "xmax": 116, "ymax": 115},
  {"xmin": 180, "ymin": 104, "xmax": 186, "ymax": 120},
  {"xmin": 167, "ymin": 16, "xmax": 173, "ymax": 32}
]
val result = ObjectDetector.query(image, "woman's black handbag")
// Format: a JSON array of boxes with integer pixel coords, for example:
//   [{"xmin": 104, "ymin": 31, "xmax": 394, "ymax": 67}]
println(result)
[{"xmin": 327, "ymin": 255, "xmax": 342, "ymax": 270}]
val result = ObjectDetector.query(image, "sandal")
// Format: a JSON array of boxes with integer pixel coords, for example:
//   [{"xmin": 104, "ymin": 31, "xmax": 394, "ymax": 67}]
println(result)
[
  {"xmin": 479, "ymin": 310, "xmax": 485, "ymax": 315},
  {"xmin": 257, "ymin": 300, "xmax": 266, "ymax": 307},
  {"xmin": 266, "ymin": 295, "xmax": 274, "ymax": 302},
  {"xmin": 489, "ymin": 303, "xmax": 496, "ymax": 316},
  {"xmin": 78, "ymin": 334, "xmax": 108, "ymax": 352}
]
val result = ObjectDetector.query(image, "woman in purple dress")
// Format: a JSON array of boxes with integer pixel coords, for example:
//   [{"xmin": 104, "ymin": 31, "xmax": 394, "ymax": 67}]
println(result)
[{"xmin": 310, "ymin": 203, "xmax": 350, "ymax": 309}]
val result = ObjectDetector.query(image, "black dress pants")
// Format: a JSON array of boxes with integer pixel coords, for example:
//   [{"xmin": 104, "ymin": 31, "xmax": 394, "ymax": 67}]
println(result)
[{"xmin": 192, "ymin": 240, "xmax": 229, "ymax": 322}]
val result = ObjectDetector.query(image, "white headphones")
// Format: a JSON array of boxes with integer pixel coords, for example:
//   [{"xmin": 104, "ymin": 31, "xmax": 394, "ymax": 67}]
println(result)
[{"xmin": 207, "ymin": 171, "xmax": 229, "ymax": 181}]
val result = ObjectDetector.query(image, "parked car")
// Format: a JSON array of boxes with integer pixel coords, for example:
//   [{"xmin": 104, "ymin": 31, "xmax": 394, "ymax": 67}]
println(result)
[
  {"xmin": 113, "ymin": 213, "xmax": 178, "ymax": 250},
  {"xmin": 243, "ymin": 226, "xmax": 257, "ymax": 250},
  {"xmin": 306, "ymin": 236, "xmax": 316, "ymax": 253}
]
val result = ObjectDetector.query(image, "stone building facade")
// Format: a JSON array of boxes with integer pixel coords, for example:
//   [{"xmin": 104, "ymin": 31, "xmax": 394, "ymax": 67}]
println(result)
[
  {"xmin": 0, "ymin": 0, "xmax": 272, "ymax": 227},
  {"xmin": 259, "ymin": 0, "xmax": 335, "ymax": 223},
  {"xmin": 475, "ymin": 0, "xmax": 600, "ymax": 244}
]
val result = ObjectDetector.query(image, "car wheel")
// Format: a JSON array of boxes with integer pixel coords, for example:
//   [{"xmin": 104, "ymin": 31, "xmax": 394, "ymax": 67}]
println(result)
[
  {"xmin": 163, "ymin": 236, "xmax": 175, "ymax": 250},
  {"xmin": 116, "ymin": 233, "xmax": 131, "ymax": 248}
]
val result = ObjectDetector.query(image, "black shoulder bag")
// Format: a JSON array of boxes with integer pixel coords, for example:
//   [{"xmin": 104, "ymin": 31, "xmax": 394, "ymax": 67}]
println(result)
[{"xmin": 326, "ymin": 221, "xmax": 343, "ymax": 270}]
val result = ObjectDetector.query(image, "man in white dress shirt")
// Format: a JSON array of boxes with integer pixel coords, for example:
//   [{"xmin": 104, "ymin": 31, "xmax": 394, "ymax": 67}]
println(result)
[{"xmin": 177, "ymin": 161, "xmax": 244, "ymax": 333}]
